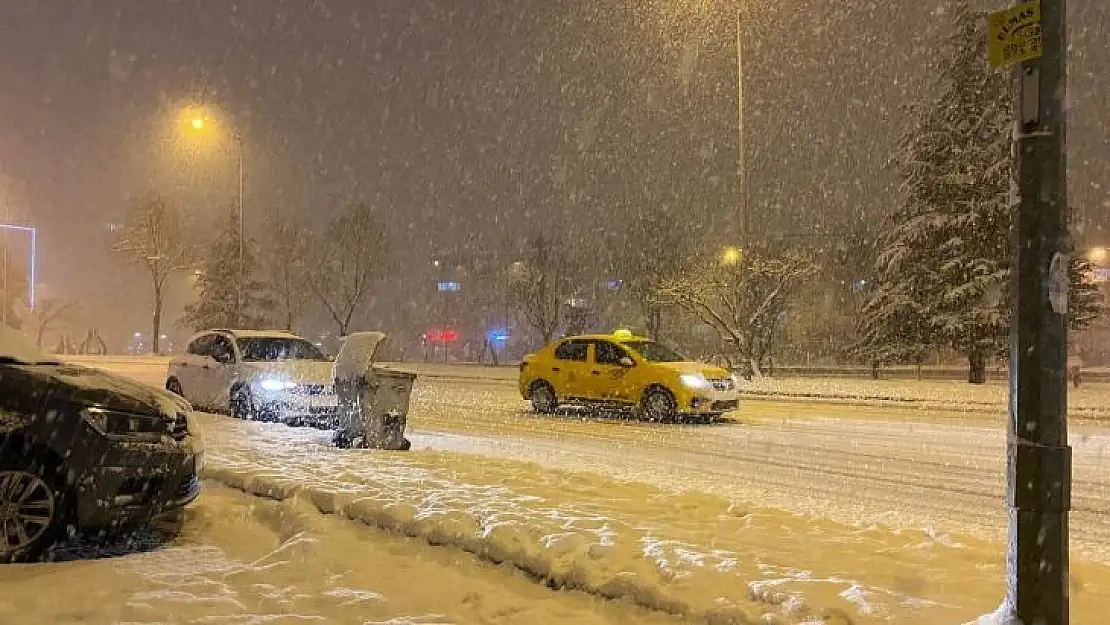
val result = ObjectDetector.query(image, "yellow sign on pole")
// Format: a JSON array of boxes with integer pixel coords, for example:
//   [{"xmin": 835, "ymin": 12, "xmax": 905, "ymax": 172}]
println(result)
[{"xmin": 988, "ymin": 2, "xmax": 1043, "ymax": 68}]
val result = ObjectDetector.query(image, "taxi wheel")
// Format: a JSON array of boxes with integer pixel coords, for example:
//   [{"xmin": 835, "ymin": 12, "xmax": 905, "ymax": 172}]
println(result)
[
  {"xmin": 530, "ymin": 381, "xmax": 558, "ymax": 414},
  {"xmin": 640, "ymin": 388, "xmax": 677, "ymax": 423}
]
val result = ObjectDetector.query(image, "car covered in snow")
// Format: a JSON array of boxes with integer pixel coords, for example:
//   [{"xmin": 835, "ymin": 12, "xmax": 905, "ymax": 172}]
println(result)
[
  {"xmin": 166, "ymin": 329, "xmax": 339, "ymax": 425},
  {"xmin": 519, "ymin": 330, "xmax": 741, "ymax": 422},
  {"xmin": 0, "ymin": 326, "xmax": 204, "ymax": 562}
]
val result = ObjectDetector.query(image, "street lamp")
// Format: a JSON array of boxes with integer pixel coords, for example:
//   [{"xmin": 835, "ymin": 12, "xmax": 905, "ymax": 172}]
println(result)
[
  {"xmin": 719, "ymin": 245, "xmax": 743, "ymax": 266},
  {"xmin": 734, "ymin": 9, "xmax": 747, "ymax": 239},
  {"xmin": 185, "ymin": 110, "xmax": 246, "ymax": 327},
  {"xmin": 0, "ymin": 223, "xmax": 38, "ymax": 328}
]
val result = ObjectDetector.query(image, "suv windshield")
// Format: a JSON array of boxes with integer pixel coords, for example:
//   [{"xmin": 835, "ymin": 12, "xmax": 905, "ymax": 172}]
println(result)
[
  {"xmin": 623, "ymin": 340, "xmax": 685, "ymax": 363},
  {"xmin": 237, "ymin": 338, "xmax": 327, "ymax": 362}
]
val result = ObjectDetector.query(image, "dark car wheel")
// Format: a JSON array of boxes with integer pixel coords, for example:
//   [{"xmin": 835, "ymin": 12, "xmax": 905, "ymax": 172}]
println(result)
[
  {"xmin": 0, "ymin": 453, "xmax": 69, "ymax": 563},
  {"xmin": 530, "ymin": 381, "xmax": 558, "ymax": 414},
  {"xmin": 166, "ymin": 378, "xmax": 183, "ymax": 396},
  {"xmin": 230, "ymin": 386, "xmax": 255, "ymax": 420},
  {"xmin": 640, "ymin": 388, "xmax": 677, "ymax": 423}
]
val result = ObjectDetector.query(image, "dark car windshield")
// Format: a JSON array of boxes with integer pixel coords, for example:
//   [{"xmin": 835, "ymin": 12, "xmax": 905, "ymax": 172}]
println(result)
[
  {"xmin": 237, "ymin": 338, "xmax": 327, "ymax": 362},
  {"xmin": 623, "ymin": 340, "xmax": 686, "ymax": 363}
]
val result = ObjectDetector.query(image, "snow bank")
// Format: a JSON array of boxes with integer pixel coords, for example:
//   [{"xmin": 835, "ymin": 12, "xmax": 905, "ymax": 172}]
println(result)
[
  {"xmin": 194, "ymin": 414, "xmax": 1009, "ymax": 625},
  {"xmin": 4, "ymin": 483, "xmax": 687, "ymax": 625},
  {"xmin": 961, "ymin": 604, "xmax": 1019, "ymax": 625},
  {"xmin": 740, "ymin": 377, "xmax": 1110, "ymax": 416}
]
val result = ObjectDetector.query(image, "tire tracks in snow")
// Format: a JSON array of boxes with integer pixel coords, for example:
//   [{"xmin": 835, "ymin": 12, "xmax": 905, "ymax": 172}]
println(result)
[{"xmin": 407, "ymin": 380, "xmax": 1110, "ymax": 565}]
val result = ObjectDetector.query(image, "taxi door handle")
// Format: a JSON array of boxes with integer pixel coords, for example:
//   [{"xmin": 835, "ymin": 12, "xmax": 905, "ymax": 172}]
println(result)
[
  {"xmin": 551, "ymin": 367, "xmax": 561, "ymax": 372},
  {"xmin": 590, "ymin": 370, "xmax": 601, "ymax": 375}
]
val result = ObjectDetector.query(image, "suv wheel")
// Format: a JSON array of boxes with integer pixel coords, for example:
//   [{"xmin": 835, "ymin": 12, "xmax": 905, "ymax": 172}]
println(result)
[
  {"xmin": 530, "ymin": 381, "xmax": 558, "ymax": 414},
  {"xmin": 230, "ymin": 386, "xmax": 255, "ymax": 420},
  {"xmin": 0, "ymin": 455, "xmax": 68, "ymax": 563}
]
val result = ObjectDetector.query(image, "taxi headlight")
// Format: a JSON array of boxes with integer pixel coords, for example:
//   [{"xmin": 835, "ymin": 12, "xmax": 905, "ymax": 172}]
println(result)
[{"xmin": 680, "ymin": 374, "xmax": 710, "ymax": 389}]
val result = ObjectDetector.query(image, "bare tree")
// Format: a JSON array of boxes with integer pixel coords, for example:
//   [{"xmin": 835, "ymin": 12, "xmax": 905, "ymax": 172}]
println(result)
[
  {"xmin": 111, "ymin": 195, "xmax": 196, "ymax": 354},
  {"xmin": 614, "ymin": 207, "xmax": 703, "ymax": 339},
  {"xmin": 654, "ymin": 250, "xmax": 815, "ymax": 377},
  {"xmin": 307, "ymin": 203, "xmax": 388, "ymax": 336},
  {"xmin": 507, "ymin": 236, "xmax": 576, "ymax": 344},
  {"xmin": 23, "ymin": 297, "xmax": 75, "ymax": 349},
  {"xmin": 262, "ymin": 219, "xmax": 312, "ymax": 332}
]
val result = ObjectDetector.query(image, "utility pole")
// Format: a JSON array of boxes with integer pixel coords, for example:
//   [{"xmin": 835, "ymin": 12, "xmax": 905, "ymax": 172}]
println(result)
[
  {"xmin": 997, "ymin": 0, "xmax": 1071, "ymax": 622},
  {"xmin": 1, "ymin": 203, "xmax": 8, "ymax": 329},
  {"xmin": 735, "ymin": 9, "xmax": 747, "ymax": 239},
  {"xmin": 236, "ymin": 133, "xmax": 245, "ymax": 329},
  {"xmin": 1, "ymin": 241, "xmax": 8, "ymax": 330}
]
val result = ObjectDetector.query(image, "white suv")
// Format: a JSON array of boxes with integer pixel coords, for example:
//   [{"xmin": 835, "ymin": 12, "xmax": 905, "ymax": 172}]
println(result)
[{"xmin": 166, "ymin": 329, "xmax": 339, "ymax": 425}]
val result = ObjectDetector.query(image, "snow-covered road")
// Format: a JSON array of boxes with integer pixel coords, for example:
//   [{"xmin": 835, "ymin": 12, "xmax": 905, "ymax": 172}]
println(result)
[
  {"xmin": 406, "ymin": 379, "xmax": 1110, "ymax": 564},
  {"xmin": 23, "ymin": 358, "xmax": 1109, "ymax": 624}
]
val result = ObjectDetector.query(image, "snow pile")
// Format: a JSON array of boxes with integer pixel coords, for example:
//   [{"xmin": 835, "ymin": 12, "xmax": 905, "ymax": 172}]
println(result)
[
  {"xmin": 194, "ymin": 414, "xmax": 1005, "ymax": 625},
  {"xmin": 961, "ymin": 604, "xmax": 1019, "ymax": 625},
  {"xmin": 4, "ymin": 484, "xmax": 684, "ymax": 625}
]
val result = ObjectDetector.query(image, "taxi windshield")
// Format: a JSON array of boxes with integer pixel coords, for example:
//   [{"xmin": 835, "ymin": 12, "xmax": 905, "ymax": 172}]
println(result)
[{"xmin": 623, "ymin": 340, "xmax": 685, "ymax": 363}]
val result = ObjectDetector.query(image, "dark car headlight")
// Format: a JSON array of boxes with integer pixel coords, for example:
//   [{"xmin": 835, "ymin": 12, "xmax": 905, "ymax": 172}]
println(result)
[{"xmin": 81, "ymin": 407, "xmax": 169, "ymax": 440}]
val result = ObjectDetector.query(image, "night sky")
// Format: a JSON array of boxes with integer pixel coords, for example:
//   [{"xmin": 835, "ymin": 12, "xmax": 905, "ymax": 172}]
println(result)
[{"xmin": 0, "ymin": 0, "xmax": 1106, "ymax": 345}]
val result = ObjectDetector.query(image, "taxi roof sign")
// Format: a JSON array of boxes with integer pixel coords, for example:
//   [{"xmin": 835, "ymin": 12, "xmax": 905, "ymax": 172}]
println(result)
[
  {"xmin": 988, "ymin": 2, "xmax": 1043, "ymax": 69},
  {"xmin": 613, "ymin": 328, "xmax": 634, "ymax": 340}
]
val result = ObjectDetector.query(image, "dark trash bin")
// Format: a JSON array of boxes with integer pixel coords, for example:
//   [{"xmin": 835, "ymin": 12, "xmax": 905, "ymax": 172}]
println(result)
[{"xmin": 332, "ymin": 332, "xmax": 416, "ymax": 450}]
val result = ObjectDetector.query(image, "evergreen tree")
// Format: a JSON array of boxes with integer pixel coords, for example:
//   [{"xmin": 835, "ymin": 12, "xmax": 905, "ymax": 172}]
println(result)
[
  {"xmin": 858, "ymin": 4, "xmax": 1103, "ymax": 383},
  {"xmin": 181, "ymin": 212, "xmax": 274, "ymax": 331},
  {"xmin": 1069, "ymin": 252, "xmax": 1104, "ymax": 330}
]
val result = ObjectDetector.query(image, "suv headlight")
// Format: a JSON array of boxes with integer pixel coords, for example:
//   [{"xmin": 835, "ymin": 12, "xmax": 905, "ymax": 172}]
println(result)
[
  {"xmin": 81, "ymin": 407, "xmax": 168, "ymax": 439},
  {"xmin": 680, "ymin": 373, "xmax": 710, "ymax": 389},
  {"xmin": 258, "ymin": 378, "xmax": 298, "ymax": 392}
]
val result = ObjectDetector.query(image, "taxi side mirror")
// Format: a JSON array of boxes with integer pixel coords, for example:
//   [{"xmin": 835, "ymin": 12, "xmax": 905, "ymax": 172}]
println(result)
[{"xmin": 619, "ymin": 356, "xmax": 635, "ymax": 367}]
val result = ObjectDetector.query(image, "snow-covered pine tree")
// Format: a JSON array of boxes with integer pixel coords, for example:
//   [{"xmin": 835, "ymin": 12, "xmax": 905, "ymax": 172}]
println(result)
[
  {"xmin": 858, "ymin": 5, "xmax": 1008, "ymax": 381},
  {"xmin": 1068, "ymin": 252, "xmax": 1105, "ymax": 330},
  {"xmin": 860, "ymin": 3, "xmax": 1102, "ymax": 383},
  {"xmin": 180, "ymin": 211, "xmax": 275, "ymax": 331}
]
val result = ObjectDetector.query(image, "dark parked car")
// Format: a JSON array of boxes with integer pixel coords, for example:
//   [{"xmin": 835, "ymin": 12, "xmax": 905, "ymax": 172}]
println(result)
[{"xmin": 0, "ymin": 328, "xmax": 203, "ymax": 562}]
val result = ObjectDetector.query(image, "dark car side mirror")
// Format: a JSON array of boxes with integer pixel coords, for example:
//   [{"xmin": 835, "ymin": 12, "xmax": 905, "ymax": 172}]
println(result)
[{"xmin": 619, "ymin": 356, "xmax": 635, "ymax": 367}]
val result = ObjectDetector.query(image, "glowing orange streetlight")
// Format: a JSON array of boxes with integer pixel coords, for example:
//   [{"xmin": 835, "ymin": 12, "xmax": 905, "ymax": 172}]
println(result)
[
  {"xmin": 720, "ymin": 246, "xmax": 743, "ymax": 266},
  {"xmin": 179, "ymin": 106, "xmax": 246, "ymax": 326}
]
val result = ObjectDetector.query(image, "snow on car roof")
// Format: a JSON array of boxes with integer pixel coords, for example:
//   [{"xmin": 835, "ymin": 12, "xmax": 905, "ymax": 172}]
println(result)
[
  {"xmin": 229, "ymin": 329, "xmax": 304, "ymax": 339},
  {"xmin": 199, "ymin": 329, "xmax": 305, "ymax": 340}
]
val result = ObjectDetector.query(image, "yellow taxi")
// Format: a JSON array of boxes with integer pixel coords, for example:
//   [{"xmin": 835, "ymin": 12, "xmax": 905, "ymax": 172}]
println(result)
[{"xmin": 518, "ymin": 330, "xmax": 741, "ymax": 422}]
